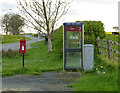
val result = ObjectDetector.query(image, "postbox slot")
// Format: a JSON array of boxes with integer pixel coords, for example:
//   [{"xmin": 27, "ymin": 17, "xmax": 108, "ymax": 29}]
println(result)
[{"xmin": 21, "ymin": 41, "xmax": 25, "ymax": 43}]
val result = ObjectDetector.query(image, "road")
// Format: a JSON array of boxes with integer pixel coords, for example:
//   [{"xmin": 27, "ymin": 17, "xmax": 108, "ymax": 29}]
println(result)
[
  {"xmin": 0, "ymin": 35, "xmax": 43, "ymax": 51},
  {"xmin": 2, "ymin": 72, "xmax": 81, "ymax": 91}
]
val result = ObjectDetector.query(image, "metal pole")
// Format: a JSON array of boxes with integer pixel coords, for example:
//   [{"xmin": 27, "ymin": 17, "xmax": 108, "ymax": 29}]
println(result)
[
  {"xmin": 81, "ymin": 24, "xmax": 84, "ymax": 69},
  {"xmin": 23, "ymin": 53, "xmax": 24, "ymax": 67}
]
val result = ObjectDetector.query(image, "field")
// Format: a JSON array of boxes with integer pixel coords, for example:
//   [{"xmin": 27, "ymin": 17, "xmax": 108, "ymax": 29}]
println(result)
[
  {"xmin": 105, "ymin": 32, "xmax": 112, "ymax": 34},
  {"xmin": 2, "ymin": 35, "xmax": 32, "ymax": 44},
  {"xmin": 0, "ymin": 34, "xmax": 2, "ymax": 44},
  {"xmin": 106, "ymin": 32, "xmax": 120, "ymax": 35},
  {"xmin": 105, "ymin": 34, "xmax": 119, "ymax": 43},
  {"xmin": 2, "ymin": 41, "xmax": 63, "ymax": 77}
]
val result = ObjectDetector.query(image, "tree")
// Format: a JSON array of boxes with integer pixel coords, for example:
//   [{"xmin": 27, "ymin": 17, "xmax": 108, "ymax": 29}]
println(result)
[
  {"xmin": 2, "ymin": 14, "xmax": 11, "ymax": 35},
  {"xmin": 113, "ymin": 26, "xmax": 119, "ymax": 32},
  {"xmin": 76, "ymin": 21, "xmax": 105, "ymax": 44},
  {"xmin": 9, "ymin": 13, "xmax": 25, "ymax": 35},
  {"xmin": 2, "ymin": 13, "xmax": 25, "ymax": 35},
  {"xmin": 17, "ymin": 0, "xmax": 72, "ymax": 51}
]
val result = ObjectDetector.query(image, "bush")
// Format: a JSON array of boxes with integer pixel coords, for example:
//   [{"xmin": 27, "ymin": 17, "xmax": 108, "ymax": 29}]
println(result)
[
  {"xmin": 2, "ymin": 49, "xmax": 20, "ymax": 58},
  {"xmin": 53, "ymin": 26, "xmax": 63, "ymax": 58},
  {"xmin": 33, "ymin": 34, "xmax": 38, "ymax": 37},
  {"xmin": 53, "ymin": 21, "xmax": 106, "ymax": 57},
  {"xmin": 76, "ymin": 21, "xmax": 106, "ymax": 45},
  {"xmin": 3, "ymin": 35, "xmax": 32, "ymax": 44}
]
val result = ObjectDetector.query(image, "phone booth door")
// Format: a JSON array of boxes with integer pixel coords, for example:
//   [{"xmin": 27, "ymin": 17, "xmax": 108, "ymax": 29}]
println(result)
[{"xmin": 63, "ymin": 23, "xmax": 84, "ymax": 70}]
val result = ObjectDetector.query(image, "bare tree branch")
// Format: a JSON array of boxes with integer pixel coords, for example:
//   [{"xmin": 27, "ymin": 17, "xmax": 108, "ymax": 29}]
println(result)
[{"xmin": 17, "ymin": 0, "xmax": 72, "ymax": 51}]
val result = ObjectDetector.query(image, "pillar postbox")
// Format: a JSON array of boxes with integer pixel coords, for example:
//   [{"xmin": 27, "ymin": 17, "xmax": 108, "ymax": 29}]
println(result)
[
  {"xmin": 63, "ymin": 23, "xmax": 84, "ymax": 70},
  {"xmin": 20, "ymin": 40, "xmax": 26, "ymax": 53}
]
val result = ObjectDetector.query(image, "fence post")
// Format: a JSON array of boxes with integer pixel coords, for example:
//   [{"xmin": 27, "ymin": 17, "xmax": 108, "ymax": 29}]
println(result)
[
  {"xmin": 113, "ymin": 41, "xmax": 115, "ymax": 63},
  {"xmin": 104, "ymin": 41, "xmax": 106, "ymax": 58},
  {"xmin": 97, "ymin": 37, "xmax": 100, "ymax": 54},
  {"xmin": 109, "ymin": 40, "xmax": 112, "ymax": 60},
  {"xmin": 107, "ymin": 39, "xmax": 111, "ymax": 60}
]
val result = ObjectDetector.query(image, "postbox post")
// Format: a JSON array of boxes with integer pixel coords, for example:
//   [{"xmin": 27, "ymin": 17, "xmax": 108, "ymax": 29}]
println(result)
[{"xmin": 23, "ymin": 53, "xmax": 24, "ymax": 67}]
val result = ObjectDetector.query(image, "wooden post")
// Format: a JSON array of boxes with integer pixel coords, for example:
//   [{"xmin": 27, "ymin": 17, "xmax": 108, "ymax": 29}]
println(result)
[
  {"xmin": 109, "ymin": 40, "xmax": 112, "ymax": 60},
  {"xmin": 97, "ymin": 37, "xmax": 100, "ymax": 54},
  {"xmin": 107, "ymin": 39, "xmax": 110, "ymax": 60},
  {"xmin": 113, "ymin": 41, "xmax": 115, "ymax": 63},
  {"xmin": 104, "ymin": 41, "xmax": 106, "ymax": 58}
]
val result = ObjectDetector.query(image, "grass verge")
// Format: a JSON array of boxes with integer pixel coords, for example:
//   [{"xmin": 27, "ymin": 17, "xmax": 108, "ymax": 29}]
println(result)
[
  {"xmin": 105, "ymin": 34, "xmax": 119, "ymax": 43},
  {"xmin": 69, "ymin": 54, "xmax": 118, "ymax": 91},
  {"xmin": 2, "ymin": 41, "xmax": 63, "ymax": 77},
  {"xmin": 3, "ymin": 35, "xmax": 32, "ymax": 44}
]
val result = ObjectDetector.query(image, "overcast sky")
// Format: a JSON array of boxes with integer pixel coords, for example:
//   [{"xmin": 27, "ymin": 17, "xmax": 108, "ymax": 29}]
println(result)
[{"xmin": 0, "ymin": 0, "xmax": 119, "ymax": 33}]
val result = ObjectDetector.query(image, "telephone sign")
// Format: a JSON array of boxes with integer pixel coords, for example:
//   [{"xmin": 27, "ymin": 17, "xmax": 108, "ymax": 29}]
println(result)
[
  {"xmin": 65, "ymin": 27, "xmax": 81, "ymax": 31},
  {"xmin": 63, "ymin": 23, "xmax": 84, "ymax": 70},
  {"xmin": 20, "ymin": 40, "xmax": 26, "ymax": 53}
]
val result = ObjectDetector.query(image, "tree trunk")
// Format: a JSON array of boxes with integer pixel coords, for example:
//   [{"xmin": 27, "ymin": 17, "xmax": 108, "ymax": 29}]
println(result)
[
  {"xmin": 6, "ymin": 32, "xmax": 8, "ymax": 35},
  {"xmin": 48, "ymin": 36, "xmax": 52, "ymax": 51}
]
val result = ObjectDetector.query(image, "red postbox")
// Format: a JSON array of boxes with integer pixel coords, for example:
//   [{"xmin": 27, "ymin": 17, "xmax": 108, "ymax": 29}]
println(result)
[{"xmin": 20, "ymin": 40, "xmax": 26, "ymax": 53}]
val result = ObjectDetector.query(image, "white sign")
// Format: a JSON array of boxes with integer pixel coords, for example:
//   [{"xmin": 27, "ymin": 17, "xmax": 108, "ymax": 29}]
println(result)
[
  {"xmin": 22, "ymin": 46, "xmax": 24, "ymax": 50},
  {"xmin": 69, "ymin": 35, "xmax": 78, "ymax": 39}
]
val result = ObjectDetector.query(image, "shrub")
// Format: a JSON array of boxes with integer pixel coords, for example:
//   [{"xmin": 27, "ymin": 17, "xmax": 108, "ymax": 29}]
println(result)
[
  {"xmin": 33, "ymin": 34, "xmax": 38, "ymax": 37},
  {"xmin": 53, "ymin": 26, "xmax": 63, "ymax": 58},
  {"xmin": 2, "ymin": 49, "xmax": 20, "ymax": 58},
  {"xmin": 76, "ymin": 21, "xmax": 106, "ymax": 45}
]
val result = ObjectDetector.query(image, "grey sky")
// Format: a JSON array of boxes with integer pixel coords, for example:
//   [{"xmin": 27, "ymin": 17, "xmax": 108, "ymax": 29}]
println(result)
[{"xmin": 0, "ymin": 0, "xmax": 119, "ymax": 33}]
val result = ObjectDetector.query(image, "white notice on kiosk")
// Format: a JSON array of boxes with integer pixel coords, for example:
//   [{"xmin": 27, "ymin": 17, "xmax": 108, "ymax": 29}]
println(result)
[{"xmin": 22, "ymin": 46, "xmax": 24, "ymax": 50}]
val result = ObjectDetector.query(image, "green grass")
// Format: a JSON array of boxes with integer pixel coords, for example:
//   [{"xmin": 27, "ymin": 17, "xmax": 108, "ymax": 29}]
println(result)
[
  {"xmin": 30, "ymin": 40, "xmax": 44, "ymax": 47},
  {"xmin": 2, "ymin": 41, "xmax": 63, "ymax": 77},
  {"xmin": 0, "ymin": 34, "xmax": 2, "ymax": 44},
  {"xmin": 70, "ymin": 54, "xmax": 118, "ymax": 91},
  {"xmin": 3, "ymin": 35, "xmax": 33, "ymax": 44},
  {"xmin": 105, "ymin": 34, "xmax": 119, "ymax": 43},
  {"xmin": 30, "ymin": 41, "xmax": 39, "ymax": 47}
]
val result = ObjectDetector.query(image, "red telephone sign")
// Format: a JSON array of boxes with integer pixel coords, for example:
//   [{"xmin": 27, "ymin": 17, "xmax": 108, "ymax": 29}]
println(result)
[
  {"xmin": 20, "ymin": 40, "xmax": 26, "ymax": 53},
  {"xmin": 65, "ymin": 27, "xmax": 81, "ymax": 31}
]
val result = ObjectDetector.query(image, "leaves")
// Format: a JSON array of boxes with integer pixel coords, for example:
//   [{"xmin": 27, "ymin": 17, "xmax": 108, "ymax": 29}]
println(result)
[{"xmin": 2, "ymin": 13, "xmax": 25, "ymax": 35}]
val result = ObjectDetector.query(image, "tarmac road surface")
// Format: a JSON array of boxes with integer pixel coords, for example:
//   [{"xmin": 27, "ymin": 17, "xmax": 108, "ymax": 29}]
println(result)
[
  {"xmin": 0, "ymin": 35, "xmax": 44, "ymax": 52},
  {"xmin": 2, "ymin": 72, "xmax": 81, "ymax": 91}
]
